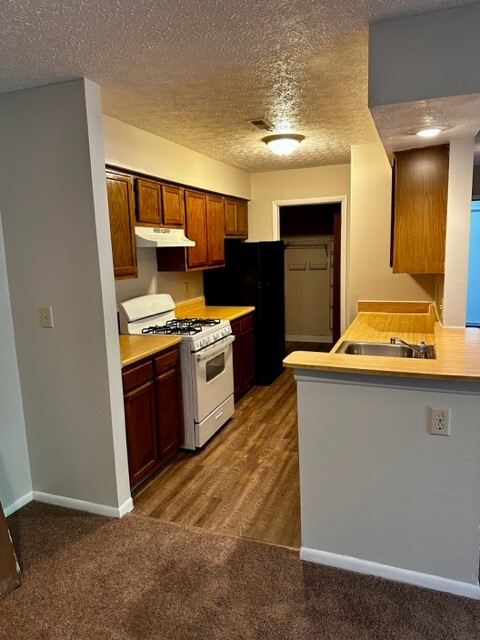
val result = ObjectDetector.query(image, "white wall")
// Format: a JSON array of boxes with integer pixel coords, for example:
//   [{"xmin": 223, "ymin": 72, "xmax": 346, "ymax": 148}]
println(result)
[
  {"xmin": 0, "ymin": 79, "xmax": 131, "ymax": 514},
  {"xmin": 0, "ymin": 213, "xmax": 32, "ymax": 515},
  {"xmin": 103, "ymin": 116, "xmax": 251, "ymax": 199},
  {"xmin": 103, "ymin": 115, "xmax": 251, "ymax": 304},
  {"xmin": 283, "ymin": 236, "xmax": 332, "ymax": 341},
  {"xmin": 443, "ymin": 138, "xmax": 475, "ymax": 327},
  {"xmin": 369, "ymin": 3, "xmax": 480, "ymax": 106},
  {"xmin": 114, "ymin": 249, "xmax": 204, "ymax": 305},
  {"xmin": 249, "ymin": 165, "xmax": 350, "ymax": 241},
  {"xmin": 296, "ymin": 370, "xmax": 480, "ymax": 597},
  {"xmin": 349, "ymin": 143, "xmax": 436, "ymax": 321},
  {"xmin": 251, "ymin": 150, "xmax": 437, "ymax": 326}
]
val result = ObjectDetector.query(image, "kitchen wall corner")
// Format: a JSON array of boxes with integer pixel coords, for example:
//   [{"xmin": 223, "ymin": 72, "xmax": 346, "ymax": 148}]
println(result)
[{"xmin": 349, "ymin": 142, "xmax": 436, "ymax": 322}]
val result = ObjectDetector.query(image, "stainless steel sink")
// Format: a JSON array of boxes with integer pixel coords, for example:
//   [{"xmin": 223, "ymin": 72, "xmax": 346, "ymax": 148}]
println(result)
[{"xmin": 335, "ymin": 341, "xmax": 436, "ymax": 359}]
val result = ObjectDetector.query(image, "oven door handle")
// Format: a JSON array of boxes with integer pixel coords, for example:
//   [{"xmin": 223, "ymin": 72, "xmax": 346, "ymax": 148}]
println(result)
[{"xmin": 195, "ymin": 335, "xmax": 235, "ymax": 361}]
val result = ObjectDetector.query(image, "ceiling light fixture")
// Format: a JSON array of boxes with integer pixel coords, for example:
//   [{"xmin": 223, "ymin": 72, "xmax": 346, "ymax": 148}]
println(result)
[
  {"xmin": 411, "ymin": 125, "xmax": 449, "ymax": 138},
  {"xmin": 263, "ymin": 134, "xmax": 305, "ymax": 156}
]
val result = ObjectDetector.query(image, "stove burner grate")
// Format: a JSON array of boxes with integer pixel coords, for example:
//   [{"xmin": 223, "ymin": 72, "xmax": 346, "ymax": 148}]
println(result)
[{"xmin": 141, "ymin": 317, "xmax": 221, "ymax": 336}]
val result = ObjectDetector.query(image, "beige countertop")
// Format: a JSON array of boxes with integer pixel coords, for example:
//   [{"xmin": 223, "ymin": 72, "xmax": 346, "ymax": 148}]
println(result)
[
  {"xmin": 284, "ymin": 302, "xmax": 480, "ymax": 382},
  {"xmin": 120, "ymin": 335, "xmax": 182, "ymax": 368},
  {"xmin": 175, "ymin": 297, "xmax": 255, "ymax": 322}
]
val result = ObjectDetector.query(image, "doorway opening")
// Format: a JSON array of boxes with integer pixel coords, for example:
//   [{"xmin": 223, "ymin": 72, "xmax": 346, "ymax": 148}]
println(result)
[{"xmin": 279, "ymin": 201, "xmax": 343, "ymax": 352}]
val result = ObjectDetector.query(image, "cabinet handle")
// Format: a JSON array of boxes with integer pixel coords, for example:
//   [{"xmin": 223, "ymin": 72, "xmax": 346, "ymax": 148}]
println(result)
[{"xmin": 215, "ymin": 410, "xmax": 224, "ymax": 420}]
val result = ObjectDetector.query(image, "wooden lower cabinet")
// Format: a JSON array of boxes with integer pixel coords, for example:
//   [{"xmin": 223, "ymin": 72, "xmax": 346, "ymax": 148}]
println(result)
[
  {"xmin": 231, "ymin": 313, "xmax": 255, "ymax": 400},
  {"xmin": 154, "ymin": 348, "xmax": 183, "ymax": 460},
  {"xmin": 122, "ymin": 346, "xmax": 183, "ymax": 488},
  {"xmin": 124, "ymin": 379, "xmax": 157, "ymax": 487}
]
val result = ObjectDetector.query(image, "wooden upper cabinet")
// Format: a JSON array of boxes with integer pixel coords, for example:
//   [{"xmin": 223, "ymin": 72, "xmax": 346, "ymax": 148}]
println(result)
[
  {"xmin": 224, "ymin": 198, "xmax": 248, "ymax": 239},
  {"xmin": 185, "ymin": 190, "xmax": 208, "ymax": 268},
  {"xmin": 392, "ymin": 145, "xmax": 449, "ymax": 274},
  {"xmin": 225, "ymin": 199, "xmax": 237, "ymax": 235},
  {"xmin": 136, "ymin": 179, "xmax": 184, "ymax": 228},
  {"xmin": 135, "ymin": 178, "xmax": 163, "ymax": 225},
  {"xmin": 236, "ymin": 201, "xmax": 248, "ymax": 237},
  {"xmin": 156, "ymin": 191, "xmax": 226, "ymax": 271},
  {"xmin": 106, "ymin": 172, "xmax": 137, "ymax": 279},
  {"xmin": 162, "ymin": 184, "xmax": 184, "ymax": 227},
  {"xmin": 206, "ymin": 194, "xmax": 225, "ymax": 265}
]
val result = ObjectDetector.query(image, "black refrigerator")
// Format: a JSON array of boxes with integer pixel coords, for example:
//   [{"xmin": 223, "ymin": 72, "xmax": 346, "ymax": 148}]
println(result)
[{"xmin": 203, "ymin": 241, "xmax": 285, "ymax": 385}]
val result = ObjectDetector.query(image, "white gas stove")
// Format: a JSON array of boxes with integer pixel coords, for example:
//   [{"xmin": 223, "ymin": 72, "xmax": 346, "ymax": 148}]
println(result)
[{"xmin": 119, "ymin": 294, "xmax": 235, "ymax": 450}]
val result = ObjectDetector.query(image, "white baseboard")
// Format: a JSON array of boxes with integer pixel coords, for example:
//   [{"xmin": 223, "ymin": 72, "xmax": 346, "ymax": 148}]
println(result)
[
  {"xmin": 286, "ymin": 335, "xmax": 332, "ymax": 343},
  {"xmin": 3, "ymin": 491, "xmax": 34, "ymax": 517},
  {"xmin": 33, "ymin": 492, "xmax": 134, "ymax": 519},
  {"xmin": 300, "ymin": 547, "xmax": 480, "ymax": 600}
]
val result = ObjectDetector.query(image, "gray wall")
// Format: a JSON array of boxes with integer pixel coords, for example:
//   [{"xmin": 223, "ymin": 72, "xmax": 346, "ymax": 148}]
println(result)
[
  {"xmin": 297, "ymin": 371, "xmax": 480, "ymax": 595},
  {"xmin": 369, "ymin": 3, "xmax": 480, "ymax": 106},
  {"xmin": 0, "ymin": 79, "xmax": 130, "ymax": 512},
  {"xmin": 0, "ymin": 213, "xmax": 32, "ymax": 513}
]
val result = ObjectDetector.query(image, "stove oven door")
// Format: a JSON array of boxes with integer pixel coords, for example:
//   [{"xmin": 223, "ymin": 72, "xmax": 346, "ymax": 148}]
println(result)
[{"xmin": 192, "ymin": 335, "xmax": 235, "ymax": 424}]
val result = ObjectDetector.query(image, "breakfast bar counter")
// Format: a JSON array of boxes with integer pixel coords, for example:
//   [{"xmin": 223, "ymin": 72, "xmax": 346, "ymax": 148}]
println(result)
[
  {"xmin": 284, "ymin": 302, "xmax": 480, "ymax": 381},
  {"xmin": 284, "ymin": 301, "xmax": 480, "ymax": 599}
]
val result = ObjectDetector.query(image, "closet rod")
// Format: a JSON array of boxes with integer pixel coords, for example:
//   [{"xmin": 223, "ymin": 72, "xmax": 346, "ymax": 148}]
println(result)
[{"xmin": 284, "ymin": 242, "xmax": 329, "ymax": 250}]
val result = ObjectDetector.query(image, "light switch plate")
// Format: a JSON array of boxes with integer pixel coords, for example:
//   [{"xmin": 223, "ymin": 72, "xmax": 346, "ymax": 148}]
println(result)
[{"xmin": 39, "ymin": 305, "xmax": 54, "ymax": 328}]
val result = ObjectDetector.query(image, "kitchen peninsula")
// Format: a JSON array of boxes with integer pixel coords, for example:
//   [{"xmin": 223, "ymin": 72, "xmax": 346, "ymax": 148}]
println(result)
[{"xmin": 284, "ymin": 302, "xmax": 480, "ymax": 599}]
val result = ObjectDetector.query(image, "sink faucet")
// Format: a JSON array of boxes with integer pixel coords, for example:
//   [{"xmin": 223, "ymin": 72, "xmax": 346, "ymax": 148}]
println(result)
[{"xmin": 390, "ymin": 337, "xmax": 427, "ymax": 358}]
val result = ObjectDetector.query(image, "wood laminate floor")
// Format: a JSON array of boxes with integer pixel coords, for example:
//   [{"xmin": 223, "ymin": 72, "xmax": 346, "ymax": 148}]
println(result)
[{"xmin": 133, "ymin": 359, "xmax": 302, "ymax": 549}]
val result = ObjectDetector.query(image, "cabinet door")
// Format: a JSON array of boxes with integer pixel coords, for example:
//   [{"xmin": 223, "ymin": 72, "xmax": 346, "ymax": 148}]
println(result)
[
  {"xmin": 230, "ymin": 318, "xmax": 243, "ymax": 399},
  {"xmin": 106, "ymin": 172, "xmax": 137, "ymax": 279},
  {"xmin": 236, "ymin": 201, "xmax": 248, "ymax": 238},
  {"xmin": 185, "ymin": 190, "xmax": 208, "ymax": 268},
  {"xmin": 136, "ymin": 178, "xmax": 163, "ymax": 225},
  {"xmin": 124, "ymin": 380, "xmax": 157, "ymax": 486},
  {"xmin": 230, "ymin": 314, "xmax": 255, "ymax": 400},
  {"xmin": 155, "ymin": 367, "xmax": 183, "ymax": 460},
  {"xmin": 241, "ymin": 321, "xmax": 255, "ymax": 390},
  {"xmin": 392, "ymin": 145, "xmax": 449, "ymax": 274},
  {"xmin": 225, "ymin": 198, "xmax": 237, "ymax": 236},
  {"xmin": 162, "ymin": 184, "xmax": 185, "ymax": 227},
  {"xmin": 206, "ymin": 194, "xmax": 225, "ymax": 266}
]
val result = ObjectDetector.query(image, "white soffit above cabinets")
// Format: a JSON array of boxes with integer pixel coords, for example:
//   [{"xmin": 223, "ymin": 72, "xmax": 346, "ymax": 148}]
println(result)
[{"xmin": 0, "ymin": 0, "xmax": 476, "ymax": 172}]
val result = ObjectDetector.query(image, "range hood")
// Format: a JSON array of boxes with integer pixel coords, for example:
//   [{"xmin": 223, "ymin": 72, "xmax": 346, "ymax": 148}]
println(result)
[{"xmin": 135, "ymin": 227, "xmax": 195, "ymax": 248}]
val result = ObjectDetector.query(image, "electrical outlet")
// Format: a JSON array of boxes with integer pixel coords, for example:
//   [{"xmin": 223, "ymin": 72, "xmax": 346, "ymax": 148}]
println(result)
[
  {"xmin": 184, "ymin": 281, "xmax": 190, "ymax": 296},
  {"xmin": 429, "ymin": 407, "xmax": 451, "ymax": 436},
  {"xmin": 39, "ymin": 305, "xmax": 54, "ymax": 328}
]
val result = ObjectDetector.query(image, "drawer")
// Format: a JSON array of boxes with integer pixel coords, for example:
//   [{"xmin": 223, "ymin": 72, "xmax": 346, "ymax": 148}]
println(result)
[
  {"xmin": 240, "ymin": 314, "xmax": 254, "ymax": 332},
  {"xmin": 122, "ymin": 360, "xmax": 153, "ymax": 392},
  {"xmin": 154, "ymin": 347, "xmax": 179, "ymax": 375}
]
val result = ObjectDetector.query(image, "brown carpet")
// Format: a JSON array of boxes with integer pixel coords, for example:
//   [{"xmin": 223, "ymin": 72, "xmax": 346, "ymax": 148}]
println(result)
[{"xmin": 1, "ymin": 502, "xmax": 478, "ymax": 640}]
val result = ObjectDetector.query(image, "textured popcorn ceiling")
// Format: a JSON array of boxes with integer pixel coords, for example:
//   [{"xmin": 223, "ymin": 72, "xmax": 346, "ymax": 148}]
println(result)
[
  {"xmin": 0, "ymin": 0, "xmax": 476, "ymax": 172},
  {"xmin": 372, "ymin": 95, "xmax": 480, "ymax": 157}
]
